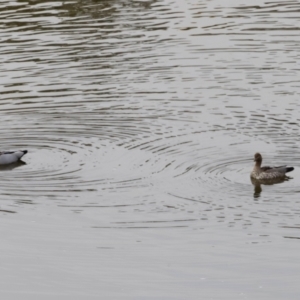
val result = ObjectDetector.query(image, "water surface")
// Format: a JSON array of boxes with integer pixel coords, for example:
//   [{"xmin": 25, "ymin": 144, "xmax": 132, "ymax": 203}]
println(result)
[{"xmin": 1, "ymin": 0, "xmax": 300, "ymax": 299}]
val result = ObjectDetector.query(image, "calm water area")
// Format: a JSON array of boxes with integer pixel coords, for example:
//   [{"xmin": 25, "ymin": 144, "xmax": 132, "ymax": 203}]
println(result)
[{"xmin": 1, "ymin": 0, "xmax": 300, "ymax": 298}]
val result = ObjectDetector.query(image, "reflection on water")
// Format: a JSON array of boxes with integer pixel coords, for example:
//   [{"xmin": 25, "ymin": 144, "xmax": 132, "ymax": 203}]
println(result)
[
  {"xmin": 1, "ymin": 0, "xmax": 300, "ymax": 298},
  {"xmin": 0, "ymin": 160, "xmax": 26, "ymax": 171},
  {"xmin": 251, "ymin": 176, "xmax": 292, "ymax": 199}
]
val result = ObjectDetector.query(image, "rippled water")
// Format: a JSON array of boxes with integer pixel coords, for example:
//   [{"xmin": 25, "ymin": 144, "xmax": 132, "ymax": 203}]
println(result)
[{"xmin": 1, "ymin": 0, "xmax": 300, "ymax": 298}]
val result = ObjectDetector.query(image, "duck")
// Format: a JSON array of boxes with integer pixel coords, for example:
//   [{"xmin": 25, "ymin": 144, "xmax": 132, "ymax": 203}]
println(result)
[
  {"xmin": 0, "ymin": 150, "xmax": 28, "ymax": 165},
  {"xmin": 251, "ymin": 152, "xmax": 294, "ymax": 180}
]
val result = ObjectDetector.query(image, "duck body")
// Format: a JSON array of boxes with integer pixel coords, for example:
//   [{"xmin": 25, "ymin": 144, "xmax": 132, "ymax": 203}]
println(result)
[
  {"xmin": 251, "ymin": 153, "xmax": 294, "ymax": 180},
  {"xmin": 0, "ymin": 150, "xmax": 28, "ymax": 165}
]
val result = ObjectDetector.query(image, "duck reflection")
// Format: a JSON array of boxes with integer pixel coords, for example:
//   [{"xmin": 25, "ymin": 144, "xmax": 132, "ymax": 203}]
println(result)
[
  {"xmin": 251, "ymin": 177, "xmax": 291, "ymax": 199},
  {"xmin": 0, "ymin": 160, "xmax": 26, "ymax": 171}
]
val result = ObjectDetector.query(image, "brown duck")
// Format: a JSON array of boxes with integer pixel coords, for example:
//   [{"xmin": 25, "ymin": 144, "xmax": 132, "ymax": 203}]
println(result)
[{"xmin": 251, "ymin": 153, "xmax": 294, "ymax": 180}]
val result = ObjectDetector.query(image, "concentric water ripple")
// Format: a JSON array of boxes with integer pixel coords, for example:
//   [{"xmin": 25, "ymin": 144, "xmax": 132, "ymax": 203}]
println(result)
[
  {"xmin": 0, "ymin": 0, "xmax": 299, "ymax": 243},
  {"xmin": 2, "ymin": 0, "xmax": 300, "ymax": 298}
]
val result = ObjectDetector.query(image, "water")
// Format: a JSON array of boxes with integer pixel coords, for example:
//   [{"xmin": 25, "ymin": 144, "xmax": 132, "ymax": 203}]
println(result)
[{"xmin": 1, "ymin": 0, "xmax": 300, "ymax": 298}]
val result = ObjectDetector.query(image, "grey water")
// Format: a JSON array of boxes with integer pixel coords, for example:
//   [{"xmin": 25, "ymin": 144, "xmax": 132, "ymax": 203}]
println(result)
[{"xmin": 1, "ymin": 0, "xmax": 300, "ymax": 298}]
